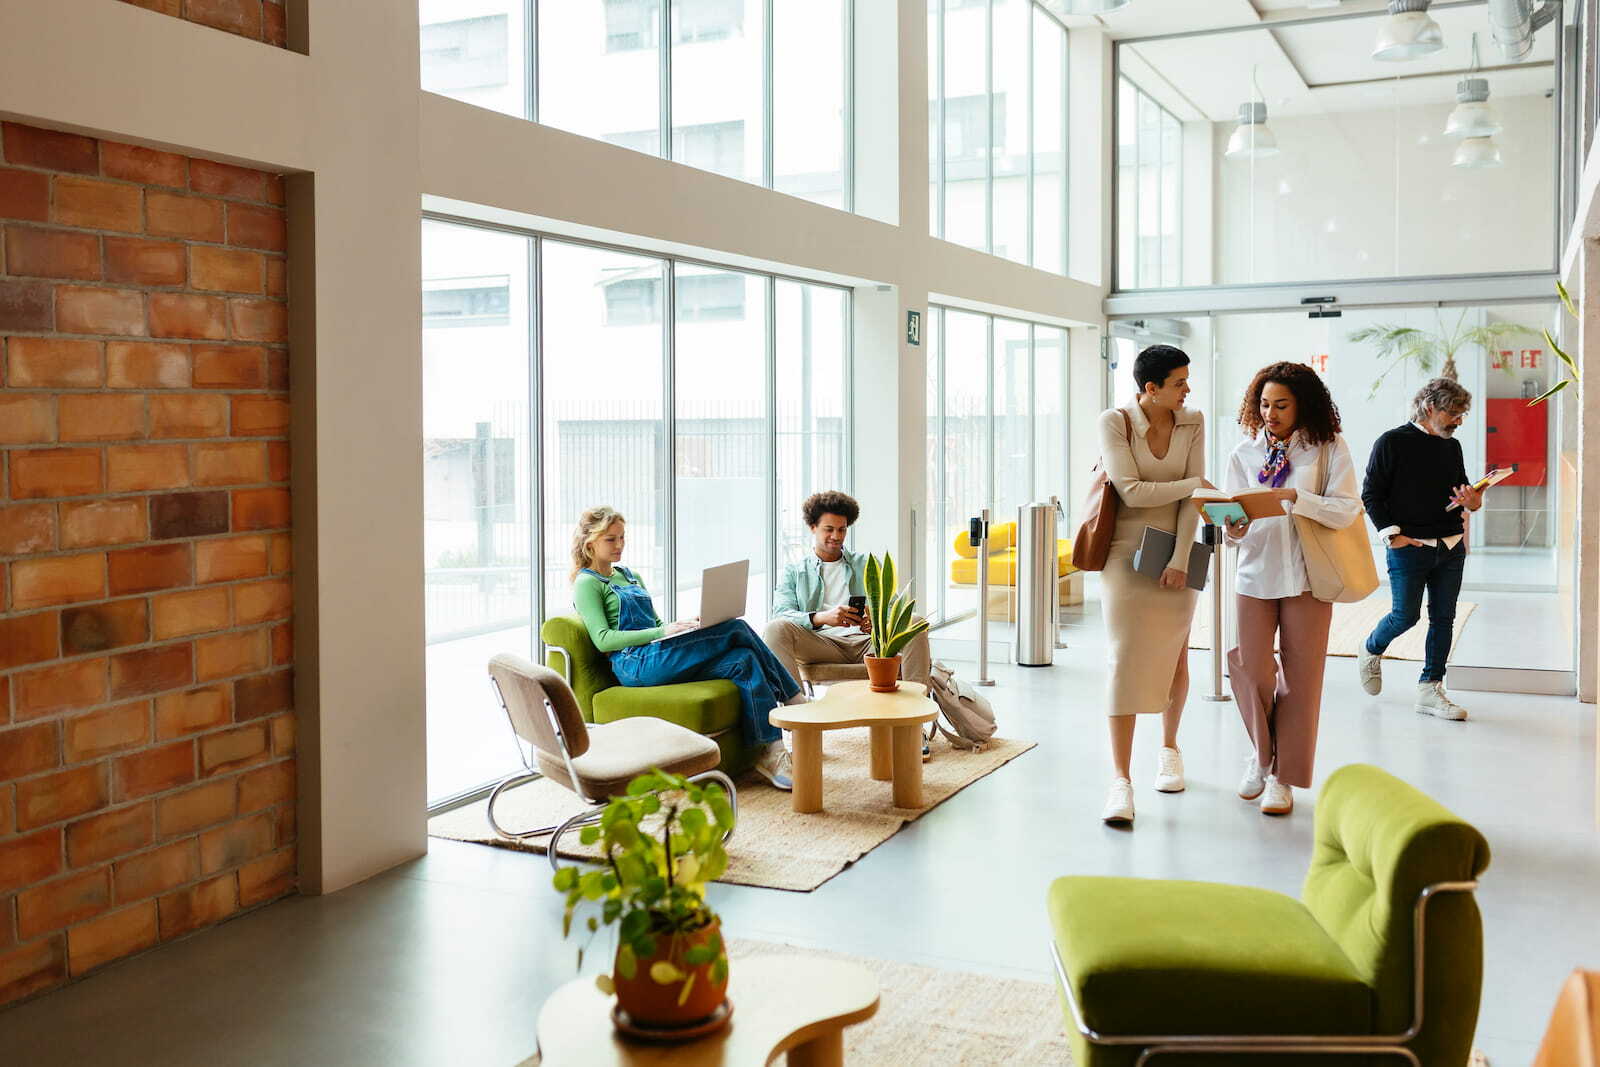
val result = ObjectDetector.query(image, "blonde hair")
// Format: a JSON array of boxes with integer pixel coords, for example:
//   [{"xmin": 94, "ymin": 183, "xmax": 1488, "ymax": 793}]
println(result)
[{"xmin": 570, "ymin": 506, "xmax": 625, "ymax": 581}]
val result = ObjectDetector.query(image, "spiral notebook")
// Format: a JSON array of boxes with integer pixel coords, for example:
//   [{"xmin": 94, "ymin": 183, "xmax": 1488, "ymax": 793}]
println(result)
[{"xmin": 1131, "ymin": 526, "xmax": 1212, "ymax": 592}]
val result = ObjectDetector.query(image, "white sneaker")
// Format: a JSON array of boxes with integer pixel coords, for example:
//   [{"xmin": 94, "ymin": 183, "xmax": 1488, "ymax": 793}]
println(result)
[
  {"xmin": 1153, "ymin": 747, "xmax": 1185, "ymax": 793},
  {"xmin": 1101, "ymin": 777, "xmax": 1134, "ymax": 824},
  {"xmin": 1415, "ymin": 682, "xmax": 1467, "ymax": 721},
  {"xmin": 1260, "ymin": 775, "xmax": 1293, "ymax": 815},
  {"xmin": 1238, "ymin": 754, "xmax": 1266, "ymax": 801},
  {"xmin": 1357, "ymin": 647, "xmax": 1383, "ymax": 695},
  {"xmin": 754, "ymin": 744, "xmax": 793, "ymax": 790}
]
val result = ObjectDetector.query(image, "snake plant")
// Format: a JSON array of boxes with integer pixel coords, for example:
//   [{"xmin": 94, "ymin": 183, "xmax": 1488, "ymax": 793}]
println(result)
[{"xmin": 863, "ymin": 552, "xmax": 930, "ymax": 660}]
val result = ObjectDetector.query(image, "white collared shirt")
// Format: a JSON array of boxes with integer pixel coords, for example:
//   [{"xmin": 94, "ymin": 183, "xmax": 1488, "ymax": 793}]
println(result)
[
  {"xmin": 1372, "ymin": 422, "xmax": 1464, "ymax": 551},
  {"xmin": 1223, "ymin": 431, "xmax": 1363, "ymax": 600}
]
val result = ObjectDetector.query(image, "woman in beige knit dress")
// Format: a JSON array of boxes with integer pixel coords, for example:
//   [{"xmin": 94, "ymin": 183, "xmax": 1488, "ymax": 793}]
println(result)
[{"xmin": 1097, "ymin": 345, "xmax": 1211, "ymax": 825}]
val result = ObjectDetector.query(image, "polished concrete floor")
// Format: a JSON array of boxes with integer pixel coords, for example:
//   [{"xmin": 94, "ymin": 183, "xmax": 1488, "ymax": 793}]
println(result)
[{"xmin": 1, "ymin": 650, "xmax": 1595, "ymax": 1065}]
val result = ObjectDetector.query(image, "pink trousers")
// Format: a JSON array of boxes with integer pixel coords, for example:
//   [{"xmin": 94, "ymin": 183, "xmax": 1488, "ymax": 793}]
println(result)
[{"xmin": 1227, "ymin": 592, "xmax": 1333, "ymax": 789}]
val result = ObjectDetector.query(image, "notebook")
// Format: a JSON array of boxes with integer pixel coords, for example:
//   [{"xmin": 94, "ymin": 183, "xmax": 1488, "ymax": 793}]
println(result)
[{"xmin": 1131, "ymin": 526, "xmax": 1212, "ymax": 592}]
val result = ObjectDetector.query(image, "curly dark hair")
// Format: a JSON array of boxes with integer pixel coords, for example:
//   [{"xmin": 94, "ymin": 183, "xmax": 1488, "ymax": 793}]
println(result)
[
  {"xmin": 1236, "ymin": 362, "xmax": 1342, "ymax": 445},
  {"xmin": 802, "ymin": 490, "xmax": 860, "ymax": 528}
]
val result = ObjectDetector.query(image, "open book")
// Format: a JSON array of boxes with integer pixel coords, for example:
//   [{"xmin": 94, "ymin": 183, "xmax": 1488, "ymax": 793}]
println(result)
[
  {"xmin": 1189, "ymin": 487, "xmax": 1290, "ymax": 525},
  {"xmin": 1444, "ymin": 466, "xmax": 1515, "ymax": 512}
]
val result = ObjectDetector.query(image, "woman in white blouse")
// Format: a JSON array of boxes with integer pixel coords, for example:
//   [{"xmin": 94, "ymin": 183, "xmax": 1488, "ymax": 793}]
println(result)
[{"xmin": 1221, "ymin": 362, "xmax": 1361, "ymax": 816}]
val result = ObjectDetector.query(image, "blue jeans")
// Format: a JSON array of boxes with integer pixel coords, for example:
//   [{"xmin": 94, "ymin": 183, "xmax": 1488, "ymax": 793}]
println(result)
[
  {"xmin": 1364, "ymin": 542, "xmax": 1466, "ymax": 683},
  {"xmin": 609, "ymin": 619, "xmax": 800, "ymax": 746}
]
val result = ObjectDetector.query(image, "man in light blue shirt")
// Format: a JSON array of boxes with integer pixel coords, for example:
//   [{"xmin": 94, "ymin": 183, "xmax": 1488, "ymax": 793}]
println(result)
[{"xmin": 762, "ymin": 491, "xmax": 932, "ymax": 688}]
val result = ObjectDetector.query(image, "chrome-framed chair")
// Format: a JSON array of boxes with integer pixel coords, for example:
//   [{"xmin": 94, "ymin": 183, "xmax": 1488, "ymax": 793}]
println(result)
[
  {"xmin": 485, "ymin": 653, "xmax": 738, "ymax": 872},
  {"xmin": 1045, "ymin": 764, "xmax": 1492, "ymax": 1067},
  {"xmin": 1050, "ymin": 879, "xmax": 1479, "ymax": 1066}
]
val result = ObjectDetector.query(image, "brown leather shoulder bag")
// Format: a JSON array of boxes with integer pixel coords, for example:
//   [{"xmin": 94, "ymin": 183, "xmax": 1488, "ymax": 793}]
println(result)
[{"xmin": 1072, "ymin": 410, "xmax": 1133, "ymax": 572}]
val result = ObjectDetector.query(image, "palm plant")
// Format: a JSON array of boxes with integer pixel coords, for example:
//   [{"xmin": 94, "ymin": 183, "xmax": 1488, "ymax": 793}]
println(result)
[
  {"xmin": 1348, "ymin": 310, "xmax": 1543, "ymax": 398},
  {"xmin": 862, "ymin": 552, "xmax": 930, "ymax": 661},
  {"xmin": 1530, "ymin": 281, "xmax": 1582, "ymax": 406}
]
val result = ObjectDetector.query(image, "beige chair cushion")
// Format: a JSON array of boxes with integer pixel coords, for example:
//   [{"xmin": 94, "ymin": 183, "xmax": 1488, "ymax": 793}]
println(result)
[
  {"xmin": 798, "ymin": 661, "xmax": 870, "ymax": 683},
  {"xmin": 536, "ymin": 715, "xmax": 721, "ymax": 800}
]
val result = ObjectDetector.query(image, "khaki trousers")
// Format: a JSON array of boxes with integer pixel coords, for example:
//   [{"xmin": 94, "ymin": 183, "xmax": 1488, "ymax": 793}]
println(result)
[
  {"xmin": 1227, "ymin": 592, "xmax": 1332, "ymax": 789},
  {"xmin": 760, "ymin": 619, "xmax": 933, "ymax": 688}
]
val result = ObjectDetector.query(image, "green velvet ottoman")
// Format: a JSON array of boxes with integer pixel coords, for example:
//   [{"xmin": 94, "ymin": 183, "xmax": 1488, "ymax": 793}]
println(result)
[
  {"xmin": 1047, "ymin": 764, "xmax": 1491, "ymax": 1066},
  {"xmin": 540, "ymin": 615, "xmax": 759, "ymax": 775}
]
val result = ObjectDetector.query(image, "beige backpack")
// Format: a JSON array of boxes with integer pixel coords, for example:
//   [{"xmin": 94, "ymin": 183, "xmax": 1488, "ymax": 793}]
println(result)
[{"xmin": 926, "ymin": 661, "xmax": 997, "ymax": 751}]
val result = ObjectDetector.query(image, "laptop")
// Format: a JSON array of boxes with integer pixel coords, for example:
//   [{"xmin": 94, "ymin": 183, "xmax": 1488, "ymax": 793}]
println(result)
[{"xmin": 656, "ymin": 559, "xmax": 749, "ymax": 640}]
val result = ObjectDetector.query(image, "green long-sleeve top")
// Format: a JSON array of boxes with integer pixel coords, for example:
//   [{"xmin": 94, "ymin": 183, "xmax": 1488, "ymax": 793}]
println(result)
[{"xmin": 573, "ymin": 567, "xmax": 664, "ymax": 651}]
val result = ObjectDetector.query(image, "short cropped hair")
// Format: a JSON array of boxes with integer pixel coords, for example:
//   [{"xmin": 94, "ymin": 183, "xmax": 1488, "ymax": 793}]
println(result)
[
  {"xmin": 1411, "ymin": 378, "xmax": 1472, "ymax": 422},
  {"xmin": 803, "ymin": 491, "xmax": 860, "ymax": 528},
  {"xmin": 1132, "ymin": 344, "xmax": 1190, "ymax": 393}
]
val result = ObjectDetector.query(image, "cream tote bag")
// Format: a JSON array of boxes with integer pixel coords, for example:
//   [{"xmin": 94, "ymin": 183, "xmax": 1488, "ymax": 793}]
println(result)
[{"xmin": 1293, "ymin": 443, "xmax": 1380, "ymax": 604}]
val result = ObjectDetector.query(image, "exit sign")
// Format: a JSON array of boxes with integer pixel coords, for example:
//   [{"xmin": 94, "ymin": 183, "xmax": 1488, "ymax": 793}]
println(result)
[{"xmin": 906, "ymin": 309, "xmax": 922, "ymax": 346}]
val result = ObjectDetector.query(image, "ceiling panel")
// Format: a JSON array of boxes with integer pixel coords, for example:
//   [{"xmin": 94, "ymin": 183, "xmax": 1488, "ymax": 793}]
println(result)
[{"xmin": 1123, "ymin": 5, "xmax": 1556, "ymax": 121}]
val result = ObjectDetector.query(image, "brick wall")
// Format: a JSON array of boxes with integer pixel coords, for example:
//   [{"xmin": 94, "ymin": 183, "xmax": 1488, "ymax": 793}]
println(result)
[
  {"xmin": 119, "ymin": 0, "xmax": 288, "ymax": 47},
  {"xmin": 0, "ymin": 123, "xmax": 294, "ymax": 1007}
]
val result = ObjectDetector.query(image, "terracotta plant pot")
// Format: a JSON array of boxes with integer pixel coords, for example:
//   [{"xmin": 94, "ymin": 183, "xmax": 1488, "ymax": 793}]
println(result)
[
  {"xmin": 864, "ymin": 655, "xmax": 901, "ymax": 693},
  {"xmin": 612, "ymin": 919, "xmax": 728, "ymax": 1028}
]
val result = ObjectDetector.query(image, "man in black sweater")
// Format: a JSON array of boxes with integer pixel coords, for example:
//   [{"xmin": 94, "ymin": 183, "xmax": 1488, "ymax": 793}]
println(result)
[{"xmin": 1356, "ymin": 378, "xmax": 1484, "ymax": 721}]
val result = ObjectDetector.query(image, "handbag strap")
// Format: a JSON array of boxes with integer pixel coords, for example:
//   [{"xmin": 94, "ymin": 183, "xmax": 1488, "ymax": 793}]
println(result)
[{"xmin": 1314, "ymin": 440, "xmax": 1331, "ymax": 495}]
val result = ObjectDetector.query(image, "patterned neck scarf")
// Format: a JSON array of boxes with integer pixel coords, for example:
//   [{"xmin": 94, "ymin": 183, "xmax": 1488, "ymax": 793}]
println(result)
[{"xmin": 1258, "ymin": 430, "xmax": 1293, "ymax": 488}]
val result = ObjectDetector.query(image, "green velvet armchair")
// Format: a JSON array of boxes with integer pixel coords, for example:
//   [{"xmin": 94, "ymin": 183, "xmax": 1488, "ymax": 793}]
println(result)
[
  {"xmin": 1047, "ymin": 764, "xmax": 1492, "ymax": 1066},
  {"xmin": 538, "ymin": 614, "xmax": 760, "ymax": 775}
]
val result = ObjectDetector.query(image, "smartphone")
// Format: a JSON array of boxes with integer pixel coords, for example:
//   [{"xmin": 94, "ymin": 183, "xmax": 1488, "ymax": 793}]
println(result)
[{"xmin": 847, "ymin": 595, "xmax": 867, "ymax": 613}]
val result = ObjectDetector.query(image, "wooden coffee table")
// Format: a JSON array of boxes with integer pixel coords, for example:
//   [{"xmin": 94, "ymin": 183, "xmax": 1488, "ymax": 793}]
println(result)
[
  {"xmin": 770, "ymin": 680, "xmax": 935, "ymax": 813},
  {"xmin": 535, "ymin": 955, "xmax": 879, "ymax": 1066}
]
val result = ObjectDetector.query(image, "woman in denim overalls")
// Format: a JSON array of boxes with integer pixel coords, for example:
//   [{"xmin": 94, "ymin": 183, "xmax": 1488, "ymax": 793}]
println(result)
[{"xmin": 569, "ymin": 506, "xmax": 803, "ymax": 789}]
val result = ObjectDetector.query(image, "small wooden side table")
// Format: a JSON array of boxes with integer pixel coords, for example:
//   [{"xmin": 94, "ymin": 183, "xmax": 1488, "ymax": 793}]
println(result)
[
  {"xmin": 770, "ymin": 681, "xmax": 935, "ymax": 813},
  {"xmin": 535, "ymin": 955, "xmax": 879, "ymax": 1066}
]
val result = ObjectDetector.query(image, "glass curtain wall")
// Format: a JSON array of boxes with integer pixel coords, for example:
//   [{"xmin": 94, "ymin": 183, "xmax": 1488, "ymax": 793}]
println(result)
[
  {"xmin": 420, "ymin": 0, "xmax": 851, "ymax": 208},
  {"xmin": 422, "ymin": 223, "xmax": 533, "ymax": 806},
  {"xmin": 1116, "ymin": 77, "xmax": 1182, "ymax": 289},
  {"xmin": 1115, "ymin": 7, "xmax": 1557, "ymax": 290},
  {"xmin": 1109, "ymin": 302, "xmax": 1569, "ymax": 671},
  {"xmin": 923, "ymin": 305, "xmax": 1069, "ymax": 627},
  {"xmin": 927, "ymin": 0, "xmax": 1070, "ymax": 274},
  {"xmin": 423, "ymin": 219, "xmax": 852, "ymax": 805}
]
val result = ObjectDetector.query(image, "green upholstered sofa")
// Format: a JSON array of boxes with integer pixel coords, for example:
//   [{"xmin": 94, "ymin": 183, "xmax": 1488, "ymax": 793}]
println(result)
[
  {"xmin": 538, "ymin": 614, "xmax": 760, "ymax": 776},
  {"xmin": 1048, "ymin": 764, "xmax": 1491, "ymax": 1066}
]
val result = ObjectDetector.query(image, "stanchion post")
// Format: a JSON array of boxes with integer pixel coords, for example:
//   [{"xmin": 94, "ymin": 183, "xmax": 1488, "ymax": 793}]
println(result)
[
  {"xmin": 1200, "ymin": 522, "xmax": 1230, "ymax": 703},
  {"xmin": 972, "ymin": 508, "xmax": 995, "ymax": 687},
  {"xmin": 1050, "ymin": 495, "xmax": 1067, "ymax": 649}
]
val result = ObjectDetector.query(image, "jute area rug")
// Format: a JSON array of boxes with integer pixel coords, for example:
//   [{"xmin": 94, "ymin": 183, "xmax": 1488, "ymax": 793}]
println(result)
[
  {"xmin": 1189, "ymin": 595, "xmax": 1476, "ymax": 661},
  {"xmin": 515, "ymin": 937, "xmax": 1072, "ymax": 1066},
  {"xmin": 429, "ymin": 731, "xmax": 1035, "ymax": 892}
]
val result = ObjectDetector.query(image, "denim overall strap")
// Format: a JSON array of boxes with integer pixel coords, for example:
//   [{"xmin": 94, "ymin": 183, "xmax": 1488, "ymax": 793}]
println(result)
[{"xmin": 581, "ymin": 567, "xmax": 659, "ymax": 633}]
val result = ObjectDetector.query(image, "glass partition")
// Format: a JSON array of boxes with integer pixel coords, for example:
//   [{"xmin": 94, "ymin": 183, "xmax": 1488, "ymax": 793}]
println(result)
[
  {"xmin": 1110, "ymin": 299, "xmax": 1569, "ymax": 673},
  {"xmin": 925, "ymin": 306, "xmax": 1072, "ymax": 630},
  {"xmin": 929, "ymin": 0, "xmax": 1071, "ymax": 274},
  {"xmin": 422, "ymin": 221, "xmax": 532, "ymax": 803},
  {"xmin": 674, "ymin": 265, "xmax": 770, "ymax": 617},
  {"xmin": 1115, "ymin": 6, "xmax": 1557, "ymax": 289},
  {"xmin": 422, "ymin": 0, "xmax": 851, "ymax": 206},
  {"xmin": 422, "ymin": 219, "xmax": 851, "ymax": 805}
]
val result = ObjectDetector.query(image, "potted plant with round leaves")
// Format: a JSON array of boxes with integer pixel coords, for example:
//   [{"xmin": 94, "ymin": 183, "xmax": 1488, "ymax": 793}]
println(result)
[
  {"xmin": 551, "ymin": 769, "xmax": 736, "ymax": 1033},
  {"xmin": 863, "ymin": 552, "xmax": 930, "ymax": 693}
]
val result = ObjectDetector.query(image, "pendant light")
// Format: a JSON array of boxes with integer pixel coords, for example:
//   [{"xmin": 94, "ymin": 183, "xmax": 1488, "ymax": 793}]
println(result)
[
  {"xmin": 1444, "ymin": 35, "xmax": 1502, "ymax": 140},
  {"xmin": 1452, "ymin": 137, "xmax": 1503, "ymax": 168},
  {"xmin": 1372, "ymin": 0, "xmax": 1444, "ymax": 61},
  {"xmin": 1225, "ymin": 67, "xmax": 1280, "ymax": 160}
]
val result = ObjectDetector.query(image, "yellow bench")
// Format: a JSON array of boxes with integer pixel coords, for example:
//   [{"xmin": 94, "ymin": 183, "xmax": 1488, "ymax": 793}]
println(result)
[{"xmin": 948, "ymin": 528, "xmax": 1082, "ymax": 619}]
